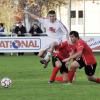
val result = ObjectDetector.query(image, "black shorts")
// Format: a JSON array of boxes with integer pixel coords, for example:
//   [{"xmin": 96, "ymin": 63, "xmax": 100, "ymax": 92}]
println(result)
[
  {"xmin": 76, "ymin": 57, "xmax": 97, "ymax": 76},
  {"xmin": 52, "ymin": 56, "xmax": 68, "ymax": 74}
]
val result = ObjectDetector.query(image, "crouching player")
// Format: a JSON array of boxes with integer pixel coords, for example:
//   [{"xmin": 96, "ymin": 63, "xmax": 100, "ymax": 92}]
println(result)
[
  {"xmin": 63, "ymin": 31, "xmax": 100, "ymax": 84},
  {"xmin": 48, "ymin": 40, "xmax": 75, "ymax": 83}
]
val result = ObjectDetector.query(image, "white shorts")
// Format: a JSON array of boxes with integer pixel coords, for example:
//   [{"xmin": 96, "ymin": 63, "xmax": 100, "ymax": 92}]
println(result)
[{"xmin": 40, "ymin": 37, "xmax": 62, "ymax": 51}]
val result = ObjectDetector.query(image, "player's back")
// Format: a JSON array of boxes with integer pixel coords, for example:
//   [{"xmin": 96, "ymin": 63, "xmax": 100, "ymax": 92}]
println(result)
[
  {"xmin": 58, "ymin": 41, "xmax": 71, "ymax": 59},
  {"xmin": 77, "ymin": 39, "xmax": 96, "ymax": 65}
]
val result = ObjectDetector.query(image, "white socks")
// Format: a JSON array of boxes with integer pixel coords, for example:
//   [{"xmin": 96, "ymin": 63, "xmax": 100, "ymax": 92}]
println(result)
[{"xmin": 44, "ymin": 52, "xmax": 51, "ymax": 61}]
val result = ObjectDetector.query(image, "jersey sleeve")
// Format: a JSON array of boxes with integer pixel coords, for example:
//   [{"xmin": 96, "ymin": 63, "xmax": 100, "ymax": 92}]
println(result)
[{"xmin": 37, "ymin": 18, "xmax": 44, "ymax": 24}]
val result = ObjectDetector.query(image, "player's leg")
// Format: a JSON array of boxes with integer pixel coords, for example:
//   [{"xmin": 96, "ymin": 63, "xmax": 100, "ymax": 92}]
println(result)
[
  {"xmin": 48, "ymin": 56, "xmax": 61, "ymax": 83},
  {"xmin": 40, "ymin": 41, "xmax": 59, "ymax": 68},
  {"xmin": 85, "ymin": 63, "xmax": 100, "ymax": 83},
  {"xmin": 55, "ymin": 62, "xmax": 69, "ymax": 83},
  {"xmin": 68, "ymin": 57, "xmax": 85, "ymax": 83},
  {"xmin": 38, "ymin": 49, "xmax": 46, "ymax": 58},
  {"xmin": 39, "ymin": 41, "xmax": 57, "ymax": 67},
  {"xmin": 62, "ymin": 72, "xmax": 68, "ymax": 82},
  {"xmin": 39, "ymin": 48, "xmax": 50, "ymax": 68},
  {"xmin": 44, "ymin": 41, "xmax": 58, "ymax": 61},
  {"xmin": 67, "ymin": 61, "xmax": 78, "ymax": 83},
  {"xmin": 61, "ymin": 62, "xmax": 69, "ymax": 82}
]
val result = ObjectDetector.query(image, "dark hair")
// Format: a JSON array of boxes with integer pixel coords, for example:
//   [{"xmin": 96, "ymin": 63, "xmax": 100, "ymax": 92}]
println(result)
[
  {"xmin": 70, "ymin": 31, "xmax": 80, "ymax": 39},
  {"xmin": 48, "ymin": 10, "xmax": 56, "ymax": 14}
]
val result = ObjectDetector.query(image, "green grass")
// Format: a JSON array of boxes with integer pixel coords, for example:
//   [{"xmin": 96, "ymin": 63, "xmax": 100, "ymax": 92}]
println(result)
[{"xmin": 0, "ymin": 54, "xmax": 100, "ymax": 100}]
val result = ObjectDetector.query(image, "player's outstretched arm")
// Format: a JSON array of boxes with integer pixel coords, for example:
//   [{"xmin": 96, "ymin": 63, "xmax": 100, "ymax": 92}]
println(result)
[{"xmin": 24, "ymin": 10, "xmax": 39, "ymax": 20}]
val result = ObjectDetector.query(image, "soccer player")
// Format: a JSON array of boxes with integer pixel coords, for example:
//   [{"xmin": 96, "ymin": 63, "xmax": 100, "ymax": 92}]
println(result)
[
  {"xmin": 63, "ymin": 31, "xmax": 100, "ymax": 83},
  {"xmin": 24, "ymin": 10, "xmax": 69, "ymax": 65},
  {"xmin": 48, "ymin": 40, "xmax": 75, "ymax": 83}
]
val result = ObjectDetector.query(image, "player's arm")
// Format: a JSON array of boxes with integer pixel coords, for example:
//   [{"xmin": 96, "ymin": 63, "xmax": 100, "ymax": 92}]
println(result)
[
  {"xmin": 69, "ymin": 51, "xmax": 82, "ymax": 60},
  {"xmin": 59, "ymin": 22, "xmax": 69, "ymax": 40},
  {"xmin": 63, "ymin": 42, "xmax": 84, "ymax": 62},
  {"xmin": 63, "ymin": 51, "xmax": 82, "ymax": 62},
  {"xmin": 24, "ymin": 10, "xmax": 39, "ymax": 20}
]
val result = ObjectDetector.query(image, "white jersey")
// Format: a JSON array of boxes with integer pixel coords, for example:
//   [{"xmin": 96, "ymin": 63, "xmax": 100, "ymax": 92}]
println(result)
[{"xmin": 38, "ymin": 18, "xmax": 69, "ymax": 41}]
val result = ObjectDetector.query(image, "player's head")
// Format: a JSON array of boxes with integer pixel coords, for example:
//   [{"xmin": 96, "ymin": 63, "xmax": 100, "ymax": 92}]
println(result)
[
  {"xmin": 48, "ymin": 10, "xmax": 56, "ymax": 23},
  {"xmin": 69, "ymin": 31, "xmax": 80, "ymax": 43}
]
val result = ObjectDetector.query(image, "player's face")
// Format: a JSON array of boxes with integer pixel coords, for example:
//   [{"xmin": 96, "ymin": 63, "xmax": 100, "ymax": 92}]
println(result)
[
  {"xmin": 48, "ymin": 14, "xmax": 56, "ymax": 23},
  {"xmin": 70, "ymin": 35, "xmax": 77, "ymax": 43}
]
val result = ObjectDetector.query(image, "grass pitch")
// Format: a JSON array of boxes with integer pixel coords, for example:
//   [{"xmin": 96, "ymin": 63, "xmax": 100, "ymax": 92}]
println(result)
[{"xmin": 0, "ymin": 54, "xmax": 100, "ymax": 100}]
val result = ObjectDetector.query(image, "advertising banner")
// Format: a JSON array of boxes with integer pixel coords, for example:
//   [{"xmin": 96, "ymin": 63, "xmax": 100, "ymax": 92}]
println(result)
[
  {"xmin": 0, "ymin": 36, "xmax": 100, "ymax": 52},
  {"xmin": 0, "ymin": 37, "xmax": 41, "ymax": 52},
  {"xmin": 82, "ymin": 36, "xmax": 100, "ymax": 52}
]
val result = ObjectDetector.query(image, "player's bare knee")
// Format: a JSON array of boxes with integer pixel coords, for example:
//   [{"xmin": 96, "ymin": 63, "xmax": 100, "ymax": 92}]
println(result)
[
  {"xmin": 38, "ymin": 52, "xmax": 43, "ymax": 57},
  {"xmin": 70, "ymin": 61, "xmax": 79, "ymax": 69},
  {"xmin": 51, "ymin": 42, "xmax": 58, "ymax": 47},
  {"xmin": 53, "ymin": 41, "xmax": 58, "ymax": 45},
  {"xmin": 38, "ymin": 50, "xmax": 46, "ymax": 58},
  {"xmin": 55, "ymin": 61, "xmax": 62, "ymax": 68},
  {"xmin": 49, "ymin": 42, "xmax": 58, "ymax": 51},
  {"xmin": 70, "ymin": 63, "xmax": 76, "ymax": 70}
]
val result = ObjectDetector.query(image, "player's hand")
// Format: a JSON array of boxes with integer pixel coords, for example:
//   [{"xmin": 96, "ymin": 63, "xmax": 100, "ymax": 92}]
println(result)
[{"xmin": 62, "ymin": 57, "xmax": 71, "ymax": 62}]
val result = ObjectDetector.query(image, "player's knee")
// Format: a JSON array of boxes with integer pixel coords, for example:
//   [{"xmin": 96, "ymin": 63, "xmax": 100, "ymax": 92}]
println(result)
[
  {"xmin": 70, "ymin": 61, "xmax": 79, "ymax": 70},
  {"xmin": 55, "ymin": 61, "xmax": 62, "ymax": 68},
  {"xmin": 38, "ymin": 50, "xmax": 46, "ymax": 58},
  {"xmin": 53, "ymin": 41, "xmax": 58, "ymax": 45},
  {"xmin": 38, "ymin": 53, "xmax": 42, "ymax": 57},
  {"xmin": 51, "ymin": 42, "xmax": 58, "ymax": 47},
  {"xmin": 70, "ymin": 63, "xmax": 76, "ymax": 70}
]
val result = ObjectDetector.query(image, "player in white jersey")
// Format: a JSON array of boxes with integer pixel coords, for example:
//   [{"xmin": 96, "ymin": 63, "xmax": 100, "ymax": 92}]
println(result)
[{"xmin": 24, "ymin": 10, "xmax": 69, "ymax": 67}]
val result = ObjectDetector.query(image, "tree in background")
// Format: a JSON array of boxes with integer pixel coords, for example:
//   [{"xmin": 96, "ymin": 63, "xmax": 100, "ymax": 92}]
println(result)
[
  {"xmin": 0, "ymin": 0, "xmax": 16, "ymax": 33},
  {"xmin": 0, "ymin": 0, "xmax": 68, "ymax": 33}
]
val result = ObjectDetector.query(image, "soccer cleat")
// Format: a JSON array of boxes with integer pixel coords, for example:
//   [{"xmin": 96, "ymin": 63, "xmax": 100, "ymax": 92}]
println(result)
[
  {"xmin": 44, "ymin": 59, "xmax": 50, "ymax": 68},
  {"xmin": 40, "ymin": 58, "xmax": 47, "ymax": 64},
  {"xmin": 48, "ymin": 80, "xmax": 54, "ymax": 84},
  {"xmin": 40, "ymin": 58, "xmax": 50, "ymax": 68},
  {"xmin": 43, "ymin": 62, "xmax": 48, "ymax": 68}
]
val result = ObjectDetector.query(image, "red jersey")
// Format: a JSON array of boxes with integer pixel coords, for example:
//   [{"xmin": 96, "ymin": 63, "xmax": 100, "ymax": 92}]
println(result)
[
  {"xmin": 74, "ymin": 39, "xmax": 96, "ymax": 65},
  {"xmin": 54, "ymin": 41, "xmax": 73, "ymax": 60}
]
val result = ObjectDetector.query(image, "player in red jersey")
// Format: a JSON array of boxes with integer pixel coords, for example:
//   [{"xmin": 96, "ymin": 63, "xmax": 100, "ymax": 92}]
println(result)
[
  {"xmin": 63, "ymin": 31, "xmax": 100, "ymax": 83},
  {"xmin": 48, "ymin": 41, "xmax": 75, "ymax": 83}
]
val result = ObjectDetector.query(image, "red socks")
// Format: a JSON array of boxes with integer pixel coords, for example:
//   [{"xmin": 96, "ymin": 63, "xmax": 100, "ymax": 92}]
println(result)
[
  {"xmin": 68, "ymin": 70, "xmax": 76, "ymax": 83},
  {"xmin": 96, "ymin": 78, "xmax": 100, "ymax": 83},
  {"xmin": 50, "ymin": 67, "xmax": 60, "ymax": 81},
  {"xmin": 55, "ymin": 76, "xmax": 63, "ymax": 82}
]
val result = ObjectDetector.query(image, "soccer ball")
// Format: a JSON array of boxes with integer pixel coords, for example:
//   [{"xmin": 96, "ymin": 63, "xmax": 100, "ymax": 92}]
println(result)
[{"xmin": 1, "ymin": 77, "xmax": 12, "ymax": 88}]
